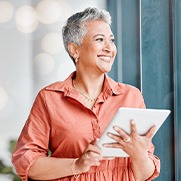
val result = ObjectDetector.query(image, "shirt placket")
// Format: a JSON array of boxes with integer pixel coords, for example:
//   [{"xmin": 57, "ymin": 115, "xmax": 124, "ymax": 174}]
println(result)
[{"xmin": 91, "ymin": 104, "xmax": 101, "ymax": 139}]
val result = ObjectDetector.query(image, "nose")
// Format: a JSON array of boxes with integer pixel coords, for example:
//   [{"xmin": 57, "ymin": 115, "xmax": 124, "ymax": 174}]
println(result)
[
  {"xmin": 103, "ymin": 41, "xmax": 117, "ymax": 57},
  {"xmin": 103, "ymin": 40, "xmax": 113, "ymax": 52}
]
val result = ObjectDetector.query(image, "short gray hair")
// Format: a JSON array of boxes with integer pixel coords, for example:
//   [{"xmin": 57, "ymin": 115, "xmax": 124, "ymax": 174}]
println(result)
[{"xmin": 62, "ymin": 7, "xmax": 112, "ymax": 64}]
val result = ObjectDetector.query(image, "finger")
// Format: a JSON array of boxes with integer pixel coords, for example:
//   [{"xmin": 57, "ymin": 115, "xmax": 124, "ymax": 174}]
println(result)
[
  {"xmin": 103, "ymin": 142, "xmax": 123, "ymax": 149},
  {"xmin": 130, "ymin": 119, "xmax": 138, "ymax": 135},
  {"xmin": 113, "ymin": 122, "xmax": 132, "ymax": 141},
  {"xmin": 83, "ymin": 152, "xmax": 101, "ymax": 167},
  {"xmin": 84, "ymin": 151, "xmax": 100, "ymax": 159},
  {"xmin": 91, "ymin": 138, "xmax": 99, "ymax": 145},
  {"xmin": 107, "ymin": 132, "xmax": 123, "ymax": 143},
  {"xmin": 84, "ymin": 152, "xmax": 91, "ymax": 159},
  {"xmin": 89, "ymin": 151, "xmax": 102, "ymax": 160},
  {"xmin": 113, "ymin": 126, "xmax": 129, "ymax": 139},
  {"xmin": 145, "ymin": 125, "xmax": 156, "ymax": 139},
  {"xmin": 86, "ymin": 141, "xmax": 101, "ymax": 154},
  {"xmin": 106, "ymin": 132, "xmax": 131, "ymax": 146},
  {"xmin": 83, "ymin": 140, "xmax": 102, "ymax": 160}
]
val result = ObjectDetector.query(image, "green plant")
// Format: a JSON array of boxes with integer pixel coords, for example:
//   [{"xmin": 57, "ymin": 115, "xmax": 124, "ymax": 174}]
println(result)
[{"xmin": 0, "ymin": 139, "xmax": 21, "ymax": 181}]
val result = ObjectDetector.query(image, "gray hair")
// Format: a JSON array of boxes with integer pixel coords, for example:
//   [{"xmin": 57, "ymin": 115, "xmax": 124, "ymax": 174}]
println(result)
[{"xmin": 62, "ymin": 7, "xmax": 112, "ymax": 64}]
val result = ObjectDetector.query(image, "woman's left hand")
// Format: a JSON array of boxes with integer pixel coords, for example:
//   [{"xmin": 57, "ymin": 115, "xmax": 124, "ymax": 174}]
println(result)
[{"xmin": 103, "ymin": 120, "xmax": 156, "ymax": 158}]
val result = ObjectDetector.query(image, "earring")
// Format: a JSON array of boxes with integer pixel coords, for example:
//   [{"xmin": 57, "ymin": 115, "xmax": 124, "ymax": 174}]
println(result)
[{"xmin": 75, "ymin": 57, "xmax": 78, "ymax": 63}]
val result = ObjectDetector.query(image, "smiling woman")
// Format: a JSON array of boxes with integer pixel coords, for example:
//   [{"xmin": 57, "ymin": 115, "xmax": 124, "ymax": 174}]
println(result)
[
  {"xmin": 74, "ymin": 21, "xmax": 116, "ymax": 74},
  {"xmin": 68, "ymin": 20, "xmax": 117, "ymax": 109},
  {"xmin": 12, "ymin": 7, "xmax": 160, "ymax": 181}
]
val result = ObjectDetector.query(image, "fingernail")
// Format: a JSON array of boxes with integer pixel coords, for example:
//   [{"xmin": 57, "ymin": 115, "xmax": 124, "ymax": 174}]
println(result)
[
  {"xmin": 113, "ymin": 126, "xmax": 119, "ymax": 131},
  {"xmin": 131, "ymin": 119, "xmax": 135, "ymax": 124}
]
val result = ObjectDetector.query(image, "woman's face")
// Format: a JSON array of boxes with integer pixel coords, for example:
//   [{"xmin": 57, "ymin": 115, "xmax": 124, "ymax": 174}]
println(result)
[{"xmin": 77, "ymin": 20, "xmax": 117, "ymax": 74}]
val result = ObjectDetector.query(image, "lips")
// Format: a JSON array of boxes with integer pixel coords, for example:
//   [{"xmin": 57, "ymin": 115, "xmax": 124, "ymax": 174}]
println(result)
[{"xmin": 98, "ymin": 55, "xmax": 112, "ymax": 62}]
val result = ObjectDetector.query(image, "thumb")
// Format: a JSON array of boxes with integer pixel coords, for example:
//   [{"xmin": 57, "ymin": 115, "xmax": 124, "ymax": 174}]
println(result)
[
  {"xmin": 146, "ymin": 125, "xmax": 157, "ymax": 139},
  {"xmin": 91, "ymin": 138, "xmax": 100, "ymax": 145}
]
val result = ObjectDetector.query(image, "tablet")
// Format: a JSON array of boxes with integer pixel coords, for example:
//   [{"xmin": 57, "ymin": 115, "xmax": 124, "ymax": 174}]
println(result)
[{"xmin": 97, "ymin": 107, "xmax": 171, "ymax": 157}]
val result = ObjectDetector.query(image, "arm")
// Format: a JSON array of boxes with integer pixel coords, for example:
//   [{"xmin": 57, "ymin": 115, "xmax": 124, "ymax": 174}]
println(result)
[
  {"xmin": 129, "ymin": 121, "xmax": 158, "ymax": 180},
  {"xmin": 104, "ymin": 121, "xmax": 160, "ymax": 181},
  {"xmin": 130, "ymin": 151, "xmax": 156, "ymax": 181},
  {"xmin": 131, "ymin": 88, "xmax": 160, "ymax": 180},
  {"xmin": 28, "ymin": 157, "xmax": 75, "ymax": 180},
  {"xmin": 130, "ymin": 143, "xmax": 160, "ymax": 181},
  {"xmin": 12, "ymin": 89, "xmax": 101, "ymax": 181},
  {"xmin": 12, "ymin": 90, "xmax": 51, "ymax": 181},
  {"xmin": 28, "ymin": 139, "xmax": 102, "ymax": 180}
]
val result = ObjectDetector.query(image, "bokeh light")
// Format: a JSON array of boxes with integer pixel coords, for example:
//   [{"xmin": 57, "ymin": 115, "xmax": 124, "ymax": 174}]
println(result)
[
  {"xmin": 36, "ymin": 0, "xmax": 61, "ymax": 24},
  {"xmin": 0, "ymin": 1, "xmax": 14, "ymax": 23},
  {"xmin": 34, "ymin": 53, "xmax": 55, "ymax": 75},
  {"xmin": 56, "ymin": 0, "xmax": 72, "ymax": 22},
  {"xmin": 41, "ymin": 32, "xmax": 63, "ymax": 54},
  {"xmin": 57, "ymin": 61, "xmax": 75, "ymax": 81},
  {"xmin": 0, "ymin": 86, "xmax": 15, "ymax": 119},
  {"xmin": 0, "ymin": 87, "xmax": 8, "ymax": 109},
  {"xmin": 15, "ymin": 5, "xmax": 38, "ymax": 33}
]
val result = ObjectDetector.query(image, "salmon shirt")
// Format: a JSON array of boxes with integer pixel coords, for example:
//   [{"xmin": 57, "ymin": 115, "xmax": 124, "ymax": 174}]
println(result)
[{"xmin": 12, "ymin": 72, "xmax": 160, "ymax": 181}]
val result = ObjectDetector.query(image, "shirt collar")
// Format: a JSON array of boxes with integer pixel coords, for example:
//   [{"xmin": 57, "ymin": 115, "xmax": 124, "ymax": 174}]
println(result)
[
  {"xmin": 45, "ymin": 71, "xmax": 124, "ymax": 96},
  {"xmin": 104, "ymin": 74, "xmax": 124, "ymax": 95},
  {"xmin": 45, "ymin": 72, "xmax": 75, "ymax": 92}
]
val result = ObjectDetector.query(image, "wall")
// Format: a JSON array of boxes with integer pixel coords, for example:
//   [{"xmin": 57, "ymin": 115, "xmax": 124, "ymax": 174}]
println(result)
[
  {"xmin": 141, "ymin": 0, "xmax": 174, "ymax": 180},
  {"xmin": 108, "ymin": 0, "xmax": 177, "ymax": 180}
]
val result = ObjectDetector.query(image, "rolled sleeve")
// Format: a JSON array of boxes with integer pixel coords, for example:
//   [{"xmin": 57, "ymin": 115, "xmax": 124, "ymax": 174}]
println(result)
[
  {"xmin": 146, "ymin": 143, "xmax": 160, "ymax": 180},
  {"xmin": 12, "ymin": 90, "xmax": 50, "ymax": 181}
]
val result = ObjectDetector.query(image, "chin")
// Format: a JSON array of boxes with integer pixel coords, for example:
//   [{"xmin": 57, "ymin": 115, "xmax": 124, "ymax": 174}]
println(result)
[
  {"xmin": 102, "ymin": 68, "xmax": 112, "ymax": 74},
  {"xmin": 98, "ymin": 64, "xmax": 113, "ymax": 74}
]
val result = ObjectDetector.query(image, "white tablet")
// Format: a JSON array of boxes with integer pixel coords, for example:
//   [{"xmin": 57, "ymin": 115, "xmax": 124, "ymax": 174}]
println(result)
[{"xmin": 97, "ymin": 107, "xmax": 171, "ymax": 157}]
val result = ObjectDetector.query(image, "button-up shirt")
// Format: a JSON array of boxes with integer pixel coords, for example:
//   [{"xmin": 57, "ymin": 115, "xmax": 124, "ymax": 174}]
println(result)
[{"xmin": 12, "ymin": 72, "xmax": 160, "ymax": 181}]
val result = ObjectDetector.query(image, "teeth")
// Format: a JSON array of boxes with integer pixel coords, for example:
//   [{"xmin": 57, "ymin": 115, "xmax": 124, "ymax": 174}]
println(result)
[{"xmin": 99, "ymin": 56, "xmax": 111, "ymax": 61}]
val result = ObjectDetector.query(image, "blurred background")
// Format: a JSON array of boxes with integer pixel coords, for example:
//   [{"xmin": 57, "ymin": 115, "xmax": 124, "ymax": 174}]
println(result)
[
  {"xmin": 0, "ymin": 0, "xmax": 181, "ymax": 180},
  {"xmin": 0, "ymin": 0, "xmax": 106, "ymax": 180}
]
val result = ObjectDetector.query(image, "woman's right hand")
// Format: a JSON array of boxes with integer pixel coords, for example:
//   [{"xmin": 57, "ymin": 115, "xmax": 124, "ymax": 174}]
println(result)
[{"xmin": 75, "ymin": 139, "xmax": 102, "ymax": 173}]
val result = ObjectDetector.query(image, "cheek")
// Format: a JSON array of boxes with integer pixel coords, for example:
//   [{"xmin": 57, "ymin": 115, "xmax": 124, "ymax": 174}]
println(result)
[
  {"xmin": 113, "ymin": 45, "xmax": 117, "ymax": 55},
  {"xmin": 84, "ymin": 45, "xmax": 97, "ymax": 52}
]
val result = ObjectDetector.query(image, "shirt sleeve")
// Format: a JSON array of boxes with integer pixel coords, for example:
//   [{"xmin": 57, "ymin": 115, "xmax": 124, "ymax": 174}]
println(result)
[
  {"xmin": 136, "ymin": 88, "xmax": 161, "ymax": 180},
  {"xmin": 12, "ymin": 90, "xmax": 50, "ymax": 181},
  {"xmin": 146, "ymin": 143, "xmax": 160, "ymax": 180},
  {"xmin": 136, "ymin": 87, "xmax": 146, "ymax": 108}
]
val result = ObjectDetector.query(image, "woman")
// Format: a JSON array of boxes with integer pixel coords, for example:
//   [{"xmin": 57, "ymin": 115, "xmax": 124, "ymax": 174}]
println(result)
[{"xmin": 12, "ymin": 7, "xmax": 160, "ymax": 181}]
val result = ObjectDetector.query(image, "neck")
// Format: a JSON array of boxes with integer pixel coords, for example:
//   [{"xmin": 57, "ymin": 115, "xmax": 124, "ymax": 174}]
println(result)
[{"xmin": 73, "ymin": 72, "xmax": 104, "ymax": 100}]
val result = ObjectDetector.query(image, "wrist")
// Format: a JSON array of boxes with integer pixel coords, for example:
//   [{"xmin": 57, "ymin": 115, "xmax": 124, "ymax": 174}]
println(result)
[
  {"xmin": 71, "ymin": 158, "xmax": 81, "ymax": 179},
  {"xmin": 131, "ymin": 152, "xmax": 149, "ymax": 162}
]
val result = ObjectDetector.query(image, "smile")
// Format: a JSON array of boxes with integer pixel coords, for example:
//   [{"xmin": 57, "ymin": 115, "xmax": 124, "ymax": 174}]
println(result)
[{"xmin": 98, "ymin": 55, "xmax": 112, "ymax": 62}]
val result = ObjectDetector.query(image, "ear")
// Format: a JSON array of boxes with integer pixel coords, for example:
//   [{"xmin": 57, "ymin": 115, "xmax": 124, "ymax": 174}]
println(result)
[{"xmin": 68, "ymin": 43, "xmax": 79, "ymax": 59}]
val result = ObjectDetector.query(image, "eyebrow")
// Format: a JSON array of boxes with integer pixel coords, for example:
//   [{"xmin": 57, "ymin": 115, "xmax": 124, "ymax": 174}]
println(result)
[{"xmin": 93, "ymin": 34, "xmax": 114, "ymax": 38}]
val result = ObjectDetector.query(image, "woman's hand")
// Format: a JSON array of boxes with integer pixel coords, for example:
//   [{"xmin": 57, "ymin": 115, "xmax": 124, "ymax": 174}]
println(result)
[
  {"xmin": 103, "ymin": 120, "xmax": 156, "ymax": 158},
  {"xmin": 75, "ymin": 139, "xmax": 102, "ymax": 173}
]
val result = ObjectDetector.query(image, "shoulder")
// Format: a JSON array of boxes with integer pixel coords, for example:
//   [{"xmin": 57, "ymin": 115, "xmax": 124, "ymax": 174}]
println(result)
[
  {"xmin": 119, "ymin": 83, "xmax": 141, "ymax": 94},
  {"xmin": 118, "ymin": 83, "xmax": 145, "ymax": 108},
  {"xmin": 39, "ymin": 72, "xmax": 75, "ymax": 94},
  {"xmin": 35, "ymin": 81, "xmax": 64, "ymax": 96},
  {"xmin": 106, "ymin": 75, "xmax": 141, "ymax": 95},
  {"xmin": 44, "ymin": 81, "xmax": 65, "ymax": 91},
  {"xmin": 32, "ymin": 81, "xmax": 64, "ymax": 103}
]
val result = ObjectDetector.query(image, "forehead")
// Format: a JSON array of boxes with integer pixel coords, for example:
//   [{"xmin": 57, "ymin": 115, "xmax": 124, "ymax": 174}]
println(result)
[{"xmin": 84, "ymin": 20, "xmax": 113, "ymax": 37}]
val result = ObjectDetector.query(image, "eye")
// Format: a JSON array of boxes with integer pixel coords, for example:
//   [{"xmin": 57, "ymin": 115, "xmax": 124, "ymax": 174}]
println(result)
[
  {"xmin": 110, "ymin": 38, "xmax": 115, "ymax": 43},
  {"xmin": 96, "ymin": 38, "xmax": 104, "ymax": 42}
]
